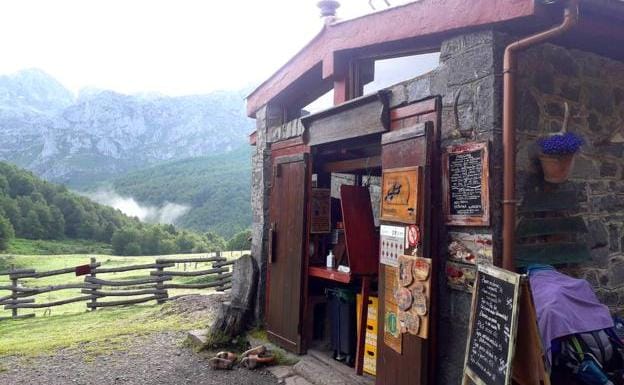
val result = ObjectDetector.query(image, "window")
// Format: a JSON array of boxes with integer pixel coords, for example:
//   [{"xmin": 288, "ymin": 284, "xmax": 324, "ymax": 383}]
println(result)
[
  {"xmin": 362, "ymin": 52, "xmax": 440, "ymax": 94},
  {"xmin": 303, "ymin": 88, "xmax": 334, "ymax": 115}
]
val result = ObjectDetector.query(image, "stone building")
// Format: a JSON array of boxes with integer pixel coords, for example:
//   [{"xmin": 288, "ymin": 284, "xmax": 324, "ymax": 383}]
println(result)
[{"xmin": 246, "ymin": 1, "xmax": 624, "ymax": 384}]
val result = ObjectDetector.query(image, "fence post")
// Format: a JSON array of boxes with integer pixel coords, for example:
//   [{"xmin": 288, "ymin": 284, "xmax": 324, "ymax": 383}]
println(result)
[
  {"xmin": 88, "ymin": 257, "xmax": 98, "ymax": 311},
  {"xmin": 215, "ymin": 251, "xmax": 226, "ymax": 292},
  {"xmin": 10, "ymin": 265, "xmax": 18, "ymax": 319},
  {"xmin": 155, "ymin": 263, "xmax": 166, "ymax": 304}
]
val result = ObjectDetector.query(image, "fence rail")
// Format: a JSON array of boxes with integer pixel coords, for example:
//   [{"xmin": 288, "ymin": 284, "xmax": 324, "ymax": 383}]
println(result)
[{"xmin": 0, "ymin": 251, "xmax": 239, "ymax": 320}]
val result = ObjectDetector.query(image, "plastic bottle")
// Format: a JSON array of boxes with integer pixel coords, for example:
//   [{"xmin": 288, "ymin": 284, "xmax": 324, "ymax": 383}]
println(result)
[{"xmin": 326, "ymin": 250, "xmax": 335, "ymax": 269}]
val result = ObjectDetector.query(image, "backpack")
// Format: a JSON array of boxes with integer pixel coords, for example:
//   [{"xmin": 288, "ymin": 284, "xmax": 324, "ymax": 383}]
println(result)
[{"xmin": 556, "ymin": 328, "xmax": 624, "ymax": 385}]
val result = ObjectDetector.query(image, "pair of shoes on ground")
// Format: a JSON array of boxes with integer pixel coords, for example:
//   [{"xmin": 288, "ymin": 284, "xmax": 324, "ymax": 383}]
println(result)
[{"xmin": 208, "ymin": 345, "xmax": 275, "ymax": 370}]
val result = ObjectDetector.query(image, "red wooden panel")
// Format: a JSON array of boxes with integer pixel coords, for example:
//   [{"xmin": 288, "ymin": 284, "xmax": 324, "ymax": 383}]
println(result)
[
  {"xmin": 390, "ymin": 99, "xmax": 437, "ymax": 122},
  {"xmin": 377, "ymin": 97, "xmax": 441, "ymax": 385},
  {"xmin": 382, "ymin": 137, "xmax": 427, "ymax": 169},
  {"xmin": 340, "ymin": 185, "xmax": 379, "ymax": 276}
]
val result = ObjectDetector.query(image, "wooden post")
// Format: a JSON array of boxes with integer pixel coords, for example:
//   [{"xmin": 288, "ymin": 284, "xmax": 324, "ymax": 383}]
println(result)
[
  {"xmin": 155, "ymin": 264, "xmax": 166, "ymax": 304},
  {"xmin": 10, "ymin": 265, "xmax": 18, "ymax": 319},
  {"xmin": 215, "ymin": 251, "xmax": 226, "ymax": 292},
  {"xmin": 355, "ymin": 275, "xmax": 371, "ymax": 375},
  {"xmin": 88, "ymin": 257, "xmax": 98, "ymax": 311}
]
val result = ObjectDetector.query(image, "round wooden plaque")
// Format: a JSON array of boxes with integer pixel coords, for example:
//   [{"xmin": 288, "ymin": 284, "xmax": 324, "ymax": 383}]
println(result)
[
  {"xmin": 413, "ymin": 259, "xmax": 430, "ymax": 281},
  {"xmin": 396, "ymin": 287, "xmax": 413, "ymax": 311}
]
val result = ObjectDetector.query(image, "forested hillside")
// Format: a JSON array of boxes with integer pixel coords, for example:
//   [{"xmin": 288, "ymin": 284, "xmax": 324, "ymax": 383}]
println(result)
[
  {"xmin": 110, "ymin": 146, "xmax": 252, "ymax": 238},
  {"xmin": 0, "ymin": 162, "xmax": 226, "ymax": 254}
]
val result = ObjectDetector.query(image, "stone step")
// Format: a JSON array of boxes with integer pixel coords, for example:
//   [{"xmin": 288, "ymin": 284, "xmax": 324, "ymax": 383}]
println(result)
[
  {"xmin": 186, "ymin": 329, "xmax": 208, "ymax": 350},
  {"xmin": 293, "ymin": 352, "xmax": 374, "ymax": 385},
  {"xmin": 307, "ymin": 350, "xmax": 373, "ymax": 385}
]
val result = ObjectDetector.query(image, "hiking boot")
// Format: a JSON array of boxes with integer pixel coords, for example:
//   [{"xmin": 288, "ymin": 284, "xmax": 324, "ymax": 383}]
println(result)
[
  {"xmin": 241, "ymin": 353, "xmax": 275, "ymax": 370},
  {"xmin": 216, "ymin": 351, "xmax": 238, "ymax": 362},
  {"xmin": 208, "ymin": 357, "xmax": 234, "ymax": 370},
  {"xmin": 242, "ymin": 345, "xmax": 267, "ymax": 358}
]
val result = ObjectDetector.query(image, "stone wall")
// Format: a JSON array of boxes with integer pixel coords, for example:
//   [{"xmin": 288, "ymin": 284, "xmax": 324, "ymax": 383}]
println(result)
[
  {"xmin": 515, "ymin": 43, "xmax": 624, "ymax": 311},
  {"xmin": 390, "ymin": 30, "xmax": 506, "ymax": 384},
  {"xmin": 250, "ymin": 105, "xmax": 284, "ymax": 321}
]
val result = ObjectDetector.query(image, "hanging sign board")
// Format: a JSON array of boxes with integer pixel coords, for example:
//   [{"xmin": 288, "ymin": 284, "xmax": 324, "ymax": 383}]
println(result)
[
  {"xmin": 310, "ymin": 188, "xmax": 331, "ymax": 233},
  {"xmin": 463, "ymin": 264, "xmax": 521, "ymax": 385},
  {"xmin": 380, "ymin": 225, "xmax": 406, "ymax": 267},
  {"xmin": 380, "ymin": 166, "xmax": 422, "ymax": 224},
  {"xmin": 443, "ymin": 142, "xmax": 490, "ymax": 226}
]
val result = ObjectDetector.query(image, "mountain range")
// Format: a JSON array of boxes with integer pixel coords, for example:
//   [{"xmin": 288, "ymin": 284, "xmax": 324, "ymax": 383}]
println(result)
[
  {"xmin": 0, "ymin": 68, "xmax": 253, "ymax": 188},
  {"xmin": 0, "ymin": 69, "xmax": 254, "ymax": 237}
]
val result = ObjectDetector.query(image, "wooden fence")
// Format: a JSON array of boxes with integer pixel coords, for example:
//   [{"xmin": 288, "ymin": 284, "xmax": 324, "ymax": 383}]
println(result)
[{"xmin": 0, "ymin": 252, "xmax": 237, "ymax": 321}]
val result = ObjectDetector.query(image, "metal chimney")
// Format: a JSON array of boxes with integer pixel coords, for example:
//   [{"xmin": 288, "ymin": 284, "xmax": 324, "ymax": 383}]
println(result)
[{"xmin": 317, "ymin": 0, "xmax": 340, "ymax": 22}]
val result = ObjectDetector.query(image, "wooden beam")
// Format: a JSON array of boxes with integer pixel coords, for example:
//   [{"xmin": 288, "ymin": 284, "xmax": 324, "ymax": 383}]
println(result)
[
  {"xmin": 322, "ymin": 156, "xmax": 382, "ymax": 173},
  {"xmin": 92, "ymin": 262, "xmax": 174, "ymax": 274},
  {"xmin": 155, "ymin": 256, "xmax": 224, "ymax": 264}
]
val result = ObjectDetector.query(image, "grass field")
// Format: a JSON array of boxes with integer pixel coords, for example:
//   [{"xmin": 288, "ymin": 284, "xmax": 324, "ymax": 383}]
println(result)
[
  {"xmin": 0, "ymin": 251, "xmax": 247, "ymax": 319},
  {"xmin": 0, "ymin": 305, "xmax": 203, "ymax": 357},
  {"xmin": 0, "ymin": 251, "xmax": 247, "ymax": 358},
  {"xmin": 6, "ymin": 238, "xmax": 113, "ymax": 255}
]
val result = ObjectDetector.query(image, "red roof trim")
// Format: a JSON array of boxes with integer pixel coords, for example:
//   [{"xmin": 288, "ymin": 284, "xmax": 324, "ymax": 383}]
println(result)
[{"xmin": 246, "ymin": 0, "xmax": 536, "ymax": 117}]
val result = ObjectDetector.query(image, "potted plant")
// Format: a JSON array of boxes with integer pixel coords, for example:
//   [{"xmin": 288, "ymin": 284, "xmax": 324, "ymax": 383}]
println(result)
[{"xmin": 538, "ymin": 131, "xmax": 584, "ymax": 183}]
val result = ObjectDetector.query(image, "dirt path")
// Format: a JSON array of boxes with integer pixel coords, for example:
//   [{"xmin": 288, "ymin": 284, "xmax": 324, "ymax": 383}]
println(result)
[{"xmin": 0, "ymin": 331, "xmax": 279, "ymax": 385}]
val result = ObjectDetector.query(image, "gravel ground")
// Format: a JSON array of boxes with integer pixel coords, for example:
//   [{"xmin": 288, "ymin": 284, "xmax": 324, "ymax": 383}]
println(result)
[
  {"xmin": 0, "ymin": 332, "xmax": 279, "ymax": 385},
  {"xmin": 0, "ymin": 295, "xmax": 278, "ymax": 385}
]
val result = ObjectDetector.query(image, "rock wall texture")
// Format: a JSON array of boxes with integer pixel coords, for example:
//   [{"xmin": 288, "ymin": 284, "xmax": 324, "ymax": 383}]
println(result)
[{"xmin": 516, "ymin": 43, "xmax": 624, "ymax": 311}]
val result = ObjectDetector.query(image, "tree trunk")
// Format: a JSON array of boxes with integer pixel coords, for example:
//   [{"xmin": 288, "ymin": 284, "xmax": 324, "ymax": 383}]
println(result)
[{"xmin": 208, "ymin": 254, "xmax": 258, "ymax": 345}]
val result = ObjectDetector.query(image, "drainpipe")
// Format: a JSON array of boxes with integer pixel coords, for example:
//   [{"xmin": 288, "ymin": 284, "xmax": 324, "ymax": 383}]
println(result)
[{"xmin": 502, "ymin": 0, "xmax": 579, "ymax": 271}]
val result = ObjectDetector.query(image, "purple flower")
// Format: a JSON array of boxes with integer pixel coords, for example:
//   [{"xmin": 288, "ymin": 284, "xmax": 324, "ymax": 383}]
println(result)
[{"xmin": 538, "ymin": 132, "xmax": 583, "ymax": 155}]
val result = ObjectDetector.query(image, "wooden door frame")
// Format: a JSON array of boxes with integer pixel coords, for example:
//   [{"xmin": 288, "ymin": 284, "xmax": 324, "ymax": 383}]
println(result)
[{"xmin": 376, "ymin": 96, "xmax": 442, "ymax": 385}]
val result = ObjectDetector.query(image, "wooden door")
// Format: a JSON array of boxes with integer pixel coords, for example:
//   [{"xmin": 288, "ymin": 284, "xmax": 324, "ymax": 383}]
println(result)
[
  {"xmin": 267, "ymin": 153, "xmax": 308, "ymax": 354},
  {"xmin": 376, "ymin": 98, "xmax": 441, "ymax": 385}
]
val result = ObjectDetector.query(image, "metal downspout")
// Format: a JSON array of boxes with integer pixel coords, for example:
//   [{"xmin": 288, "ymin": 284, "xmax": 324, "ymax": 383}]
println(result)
[{"xmin": 502, "ymin": 0, "xmax": 579, "ymax": 271}]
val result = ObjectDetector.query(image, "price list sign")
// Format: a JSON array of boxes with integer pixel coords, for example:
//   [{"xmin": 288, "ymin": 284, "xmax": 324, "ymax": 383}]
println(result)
[
  {"xmin": 463, "ymin": 264, "xmax": 520, "ymax": 385},
  {"xmin": 443, "ymin": 142, "xmax": 490, "ymax": 226}
]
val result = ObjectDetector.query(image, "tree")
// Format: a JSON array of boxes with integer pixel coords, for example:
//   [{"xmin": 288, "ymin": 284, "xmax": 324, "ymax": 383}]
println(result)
[
  {"xmin": 0, "ymin": 211, "xmax": 15, "ymax": 251},
  {"xmin": 227, "ymin": 229, "xmax": 251, "ymax": 251},
  {"xmin": 111, "ymin": 227, "xmax": 142, "ymax": 255},
  {"xmin": 175, "ymin": 232, "xmax": 197, "ymax": 253},
  {"xmin": 8, "ymin": 173, "xmax": 35, "ymax": 197},
  {"xmin": 205, "ymin": 231, "xmax": 226, "ymax": 251},
  {"xmin": 0, "ymin": 175, "xmax": 9, "ymax": 195},
  {"xmin": 22, "ymin": 210, "xmax": 44, "ymax": 239},
  {"xmin": 123, "ymin": 242, "xmax": 142, "ymax": 256}
]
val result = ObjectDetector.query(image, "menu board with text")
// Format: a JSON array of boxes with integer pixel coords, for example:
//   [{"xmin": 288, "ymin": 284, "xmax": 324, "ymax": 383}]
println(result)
[
  {"xmin": 443, "ymin": 142, "xmax": 490, "ymax": 226},
  {"xmin": 463, "ymin": 264, "xmax": 520, "ymax": 385}
]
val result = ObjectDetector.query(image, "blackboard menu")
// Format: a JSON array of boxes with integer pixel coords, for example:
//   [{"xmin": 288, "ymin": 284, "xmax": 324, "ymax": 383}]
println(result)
[
  {"xmin": 449, "ymin": 150, "xmax": 483, "ymax": 216},
  {"xmin": 443, "ymin": 142, "xmax": 490, "ymax": 226},
  {"xmin": 464, "ymin": 264, "xmax": 520, "ymax": 385}
]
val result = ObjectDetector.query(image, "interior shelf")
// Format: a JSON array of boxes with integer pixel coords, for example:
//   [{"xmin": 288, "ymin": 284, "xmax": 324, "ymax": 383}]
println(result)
[{"xmin": 308, "ymin": 266, "xmax": 352, "ymax": 284}]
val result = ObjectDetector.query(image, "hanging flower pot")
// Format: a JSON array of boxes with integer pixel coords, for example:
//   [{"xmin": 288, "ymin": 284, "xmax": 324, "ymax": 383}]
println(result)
[{"xmin": 537, "ymin": 132, "xmax": 583, "ymax": 184}]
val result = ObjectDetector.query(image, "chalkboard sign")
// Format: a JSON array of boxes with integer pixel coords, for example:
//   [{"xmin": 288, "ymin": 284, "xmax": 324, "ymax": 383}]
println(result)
[
  {"xmin": 462, "ymin": 264, "xmax": 521, "ymax": 385},
  {"xmin": 443, "ymin": 142, "xmax": 490, "ymax": 226}
]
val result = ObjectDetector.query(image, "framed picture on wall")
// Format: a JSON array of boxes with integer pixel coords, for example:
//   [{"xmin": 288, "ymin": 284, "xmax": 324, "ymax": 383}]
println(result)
[
  {"xmin": 380, "ymin": 166, "xmax": 422, "ymax": 224},
  {"xmin": 310, "ymin": 188, "xmax": 331, "ymax": 233}
]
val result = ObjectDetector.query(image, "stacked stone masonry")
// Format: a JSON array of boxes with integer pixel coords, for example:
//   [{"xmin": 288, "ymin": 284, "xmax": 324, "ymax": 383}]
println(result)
[{"xmin": 516, "ymin": 43, "xmax": 624, "ymax": 311}]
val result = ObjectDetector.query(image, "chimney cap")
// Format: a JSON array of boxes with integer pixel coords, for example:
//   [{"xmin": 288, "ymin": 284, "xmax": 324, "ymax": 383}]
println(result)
[{"xmin": 317, "ymin": 0, "xmax": 340, "ymax": 18}]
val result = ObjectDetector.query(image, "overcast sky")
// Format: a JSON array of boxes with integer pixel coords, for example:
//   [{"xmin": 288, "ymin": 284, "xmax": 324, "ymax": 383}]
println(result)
[{"xmin": 0, "ymin": 0, "xmax": 413, "ymax": 96}]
